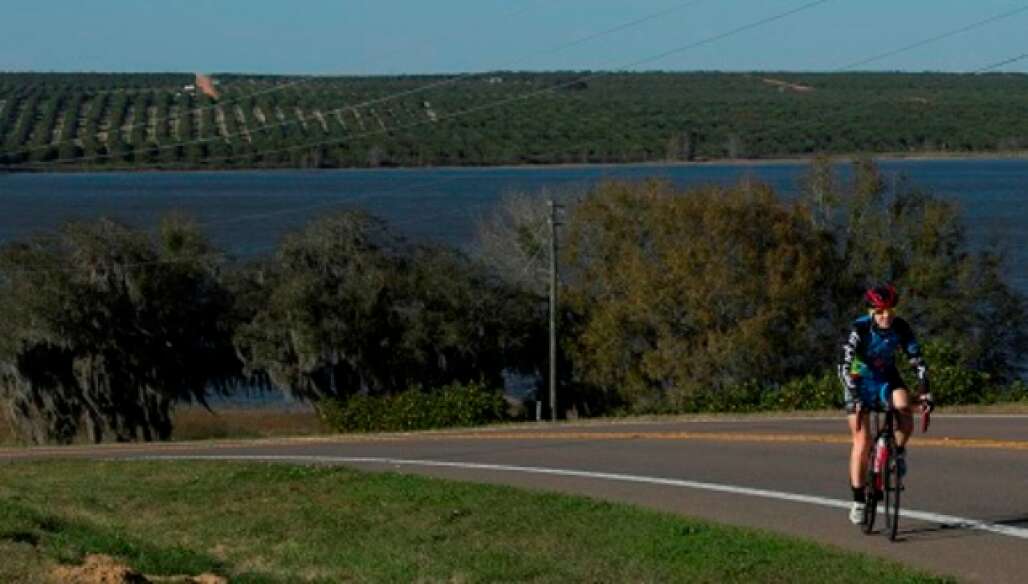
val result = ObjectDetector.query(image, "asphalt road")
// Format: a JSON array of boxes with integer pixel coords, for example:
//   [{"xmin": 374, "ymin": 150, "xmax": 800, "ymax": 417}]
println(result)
[{"xmin": 3, "ymin": 414, "xmax": 1026, "ymax": 583}]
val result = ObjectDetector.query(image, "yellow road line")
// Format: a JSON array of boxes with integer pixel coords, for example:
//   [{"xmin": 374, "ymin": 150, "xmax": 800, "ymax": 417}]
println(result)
[
  {"xmin": 1, "ymin": 431, "xmax": 1025, "ymax": 459},
  {"xmin": 432, "ymin": 431, "xmax": 1028, "ymax": 451}
]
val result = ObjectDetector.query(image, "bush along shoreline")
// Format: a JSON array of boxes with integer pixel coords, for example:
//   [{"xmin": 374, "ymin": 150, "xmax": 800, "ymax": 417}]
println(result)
[
  {"xmin": 317, "ymin": 381, "xmax": 508, "ymax": 432},
  {"xmin": 0, "ymin": 159, "xmax": 1024, "ymax": 443}
]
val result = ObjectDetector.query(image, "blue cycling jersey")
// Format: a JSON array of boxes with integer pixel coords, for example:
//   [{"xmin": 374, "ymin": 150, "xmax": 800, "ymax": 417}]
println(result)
[{"xmin": 837, "ymin": 315, "xmax": 930, "ymax": 406}]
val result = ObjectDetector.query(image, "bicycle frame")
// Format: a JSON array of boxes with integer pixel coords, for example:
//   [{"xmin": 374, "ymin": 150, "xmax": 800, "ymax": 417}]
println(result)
[
  {"xmin": 861, "ymin": 387, "xmax": 903, "ymax": 540},
  {"xmin": 867, "ymin": 403, "xmax": 897, "ymax": 491}
]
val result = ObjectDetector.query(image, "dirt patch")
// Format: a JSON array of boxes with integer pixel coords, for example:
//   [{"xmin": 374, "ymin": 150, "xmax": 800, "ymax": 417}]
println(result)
[
  {"xmin": 51, "ymin": 554, "xmax": 225, "ymax": 584},
  {"xmin": 151, "ymin": 575, "xmax": 227, "ymax": 584},
  {"xmin": 170, "ymin": 406, "xmax": 323, "ymax": 441},
  {"xmin": 52, "ymin": 555, "xmax": 147, "ymax": 584}
]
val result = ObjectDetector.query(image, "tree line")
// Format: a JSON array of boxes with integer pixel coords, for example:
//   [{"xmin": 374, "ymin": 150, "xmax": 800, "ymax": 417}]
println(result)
[
  {"xmin": 1, "ymin": 160, "xmax": 1024, "ymax": 443},
  {"xmin": 2, "ymin": 71, "xmax": 1027, "ymax": 170},
  {"xmin": 0, "ymin": 212, "xmax": 543, "ymax": 443},
  {"xmin": 553, "ymin": 160, "xmax": 1026, "ymax": 414}
]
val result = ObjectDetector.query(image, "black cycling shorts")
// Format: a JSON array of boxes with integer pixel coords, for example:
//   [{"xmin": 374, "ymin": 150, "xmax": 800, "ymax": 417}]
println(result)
[{"xmin": 844, "ymin": 366, "xmax": 908, "ymax": 414}]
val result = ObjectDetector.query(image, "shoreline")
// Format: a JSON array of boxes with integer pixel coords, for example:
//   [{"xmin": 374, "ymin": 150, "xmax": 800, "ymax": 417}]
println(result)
[{"xmin": 6, "ymin": 150, "xmax": 1028, "ymax": 176}]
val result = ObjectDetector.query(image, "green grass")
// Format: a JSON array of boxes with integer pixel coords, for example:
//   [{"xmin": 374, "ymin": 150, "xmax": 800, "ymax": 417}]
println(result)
[{"xmin": 0, "ymin": 460, "xmax": 951, "ymax": 583}]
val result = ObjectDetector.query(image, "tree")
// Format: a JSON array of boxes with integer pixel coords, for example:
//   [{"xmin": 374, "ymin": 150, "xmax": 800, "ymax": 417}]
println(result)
[
  {"xmin": 560, "ymin": 179, "xmax": 836, "ymax": 413},
  {"xmin": 813, "ymin": 158, "xmax": 1027, "ymax": 382},
  {"xmin": 233, "ymin": 211, "xmax": 539, "ymax": 408},
  {"xmin": 0, "ymin": 217, "xmax": 240, "ymax": 444},
  {"xmin": 472, "ymin": 190, "xmax": 558, "ymax": 298},
  {"xmin": 232, "ymin": 212, "xmax": 396, "ymax": 401},
  {"xmin": 472, "ymin": 189, "xmax": 587, "ymax": 414}
]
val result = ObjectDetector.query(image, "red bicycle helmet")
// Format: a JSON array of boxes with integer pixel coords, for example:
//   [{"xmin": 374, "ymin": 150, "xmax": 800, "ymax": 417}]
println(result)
[{"xmin": 865, "ymin": 282, "xmax": 899, "ymax": 310}]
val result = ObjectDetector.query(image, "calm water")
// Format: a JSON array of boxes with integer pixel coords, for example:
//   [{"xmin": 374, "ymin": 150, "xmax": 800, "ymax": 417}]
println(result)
[{"xmin": 1, "ymin": 159, "xmax": 1026, "ymax": 294}]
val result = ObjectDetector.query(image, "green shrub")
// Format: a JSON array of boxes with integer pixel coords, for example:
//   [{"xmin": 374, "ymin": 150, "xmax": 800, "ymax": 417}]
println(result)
[
  {"xmin": 317, "ymin": 381, "xmax": 507, "ymax": 433},
  {"xmin": 693, "ymin": 381, "xmax": 766, "ymax": 413},
  {"xmin": 1005, "ymin": 380, "xmax": 1028, "ymax": 402},
  {"xmin": 600, "ymin": 367, "xmax": 1028, "ymax": 416},
  {"xmin": 761, "ymin": 373, "xmax": 841, "ymax": 411},
  {"xmin": 978, "ymin": 379, "xmax": 1028, "ymax": 404},
  {"xmin": 920, "ymin": 341, "xmax": 993, "ymax": 405},
  {"xmin": 932, "ymin": 366, "xmax": 993, "ymax": 405}
]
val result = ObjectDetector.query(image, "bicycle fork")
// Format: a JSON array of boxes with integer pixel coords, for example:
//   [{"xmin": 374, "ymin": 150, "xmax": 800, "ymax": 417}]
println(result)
[{"xmin": 872, "ymin": 436, "xmax": 888, "ymax": 492}]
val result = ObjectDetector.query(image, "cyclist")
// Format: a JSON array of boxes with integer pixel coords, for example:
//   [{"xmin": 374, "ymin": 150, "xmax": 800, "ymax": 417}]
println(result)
[{"xmin": 838, "ymin": 282, "xmax": 933, "ymax": 524}]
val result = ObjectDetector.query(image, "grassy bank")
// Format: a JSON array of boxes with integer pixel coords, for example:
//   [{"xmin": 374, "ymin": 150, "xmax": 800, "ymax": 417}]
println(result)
[
  {"xmin": 170, "ymin": 406, "xmax": 325, "ymax": 441},
  {"xmin": 0, "ymin": 460, "xmax": 949, "ymax": 583},
  {"xmin": 0, "ymin": 406, "xmax": 325, "ymax": 446}
]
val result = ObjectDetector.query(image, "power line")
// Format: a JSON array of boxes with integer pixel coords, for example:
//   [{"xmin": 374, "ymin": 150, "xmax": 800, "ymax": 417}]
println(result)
[
  {"xmin": 0, "ymin": 77, "xmax": 308, "ymax": 160},
  {"xmin": 6, "ymin": 0, "xmax": 1024, "ymax": 170},
  {"xmin": 0, "ymin": 133, "xmax": 628, "ymax": 276},
  {"xmin": 0, "ymin": 249, "xmax": 230, "ymax": 277},
  {"xmin": 197, "ymin": 150, "xmax": 612, "ymax": 232},
  {"xmin": 835, "ymin": 4, "xmax": 1028, "ymax": 71},
  {"xmin": 10, "ymin": 0, "xmax": 1021, "ymax": 274},
  {"xmin": 23, "ymin": 0, "xmax": 833, "ymax": 172},
  {"xmin": 0, "ymin": 198, "xmax": 534, "ymax": 277},
  {"xmin": 196, "ymin": 177, "xmax": 484, "ymax": 229},
  {"xmin": 971, "ymin": 52, "xmax": 1028, "ymax": 74},
  {"xmin": 11, "ymin": 0, "xmax": 942, "ymax": 276},
  {"xmin": 0, "ymin": 0, "xmax": 554, "ymax": 160},
  {"xmin": 16, "ymin": 0, "xmax": 709, "ymax": 170},
  {"xmin": 513, "ymin": 222, "xmax": 553, "ymax": 279},
  {"xmin": 523, "ymin": 0, "xmax": 706, "ymax": 63},
  {"xmin": 7, "ymin": 0, "xmax": 1014, "ymax": 266}
]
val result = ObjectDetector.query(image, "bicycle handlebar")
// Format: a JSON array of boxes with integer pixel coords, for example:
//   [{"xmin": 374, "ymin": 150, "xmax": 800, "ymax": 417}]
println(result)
[
  {"xmin": 919, "ymin": 393, "xmax": 933, "ymax": 433},
  {"xmin": 854, "ymin": 391, "xmax": 932, "ymax": 433}
]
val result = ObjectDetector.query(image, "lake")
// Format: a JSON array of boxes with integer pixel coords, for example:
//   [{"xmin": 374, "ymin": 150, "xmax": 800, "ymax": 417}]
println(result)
[{"xmin": 1, "ymin": 158, "xmax": 1025, "ymax": 294}]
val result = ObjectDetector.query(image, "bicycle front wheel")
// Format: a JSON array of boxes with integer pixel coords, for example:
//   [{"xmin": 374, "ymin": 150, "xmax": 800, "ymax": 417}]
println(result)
[
  {"xmin": 883, "ymin": 450, "xmax": 901, "ymax": 540},
  {"xmin": 862, "ymin": 468, "xmax": 878, "ymax": 534}
]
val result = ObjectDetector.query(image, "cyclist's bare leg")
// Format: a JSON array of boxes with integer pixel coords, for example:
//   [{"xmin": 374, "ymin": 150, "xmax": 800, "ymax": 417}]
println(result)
[
  {"xmin": 848, "ymin": 411, "xmax": 871, "ymax": 488},
  {"xmin": 892, "ymin": 388, "xmax": 914, "ymax": 448}
]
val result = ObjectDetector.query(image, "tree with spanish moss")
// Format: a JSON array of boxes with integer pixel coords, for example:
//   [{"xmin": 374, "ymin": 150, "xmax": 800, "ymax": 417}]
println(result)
[
  {"xmin": 0, "ymin": 217, "xmax": 240, "ymax": 444},
  {"xmin": 232, "ymin": 211, "xmax": 541, "ymax": 408}
]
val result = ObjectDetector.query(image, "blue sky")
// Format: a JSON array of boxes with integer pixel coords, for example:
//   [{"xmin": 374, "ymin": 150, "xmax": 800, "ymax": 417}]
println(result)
[{"xmin": 1, "ymin": 0, "xmax": 1025, "ymax": 75}]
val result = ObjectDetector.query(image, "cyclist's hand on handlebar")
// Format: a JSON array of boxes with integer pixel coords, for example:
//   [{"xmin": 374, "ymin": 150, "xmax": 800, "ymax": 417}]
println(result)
[
  {"xmin": 919, "ymin": 392, "xmax": 934, "ymax": 432},
  {"xmin": 919, "ymin": 392, "xmax": 934, "ymax": 414}
]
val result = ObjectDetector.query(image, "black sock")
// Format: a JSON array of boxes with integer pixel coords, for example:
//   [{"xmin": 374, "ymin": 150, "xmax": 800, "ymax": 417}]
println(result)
[{"xmin": 852, "ymin": 486, "xmax": 866, "ymax": 504}]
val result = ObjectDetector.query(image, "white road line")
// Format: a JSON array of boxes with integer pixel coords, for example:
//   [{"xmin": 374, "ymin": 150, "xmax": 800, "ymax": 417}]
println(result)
[
  {"xmin": 930, "ymin": 414, "xmax": 1028, "ymax": 419},
  {"xmin": 138, "ymin": 454, "xmax": 1028, "ymax": 540}
]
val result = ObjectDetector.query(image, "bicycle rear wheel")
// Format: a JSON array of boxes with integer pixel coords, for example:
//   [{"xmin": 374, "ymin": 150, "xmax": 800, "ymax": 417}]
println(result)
[{"xmin": 883, "ymin": 448, "xmax": 901, "ymax": 540}]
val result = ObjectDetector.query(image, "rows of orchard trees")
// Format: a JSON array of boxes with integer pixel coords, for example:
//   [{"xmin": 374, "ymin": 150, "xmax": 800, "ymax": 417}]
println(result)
[
  {"xmin": 2, "ymin": 71, "xmax": 1027, "ymax": 170},
  {"xmin": 1, "ymin": 160, "xmax": 1025, "ymax": 443}
]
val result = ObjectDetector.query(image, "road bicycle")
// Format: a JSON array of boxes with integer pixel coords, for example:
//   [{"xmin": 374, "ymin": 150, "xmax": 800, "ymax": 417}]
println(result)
[{"xmin": 859, "ymin": 385, "xmax": 931, "ymax": 541}]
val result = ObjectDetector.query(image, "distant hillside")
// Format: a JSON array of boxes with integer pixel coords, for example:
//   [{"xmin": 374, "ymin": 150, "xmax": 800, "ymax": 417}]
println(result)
[{"xmin": 1, "ymin": 71, "xmax": 1026, "ymax": 171}]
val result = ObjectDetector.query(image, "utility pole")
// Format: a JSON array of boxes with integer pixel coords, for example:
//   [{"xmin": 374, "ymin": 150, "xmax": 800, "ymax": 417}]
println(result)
[{"xmin": 548, "ymin": 200, "xmax": 563, "ymax": 422}]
